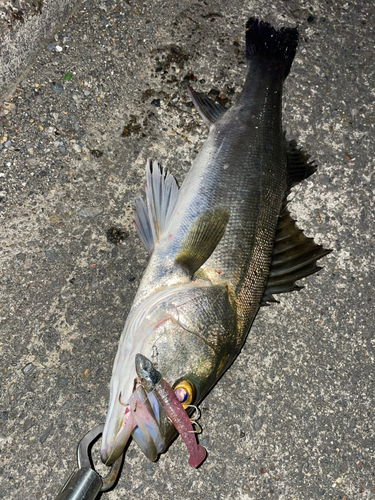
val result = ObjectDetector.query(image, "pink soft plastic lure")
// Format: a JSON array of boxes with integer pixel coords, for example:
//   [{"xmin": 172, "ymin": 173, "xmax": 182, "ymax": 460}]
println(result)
[
  {"xmin": 152, "ymin": 378, "xmax": 206, "ymax": 468},
  {"xmin": 135, "ymin": 353, "xmax": 207, "ymax": 468}
]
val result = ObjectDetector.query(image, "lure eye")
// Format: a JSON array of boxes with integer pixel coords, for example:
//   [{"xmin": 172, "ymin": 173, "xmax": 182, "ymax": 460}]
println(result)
[{"xmin": 173, "ymin": 380, "xmax": 194, "ymax": 408}]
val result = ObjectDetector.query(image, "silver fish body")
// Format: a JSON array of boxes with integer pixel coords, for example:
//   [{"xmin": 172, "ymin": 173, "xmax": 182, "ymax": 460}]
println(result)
[{"xmin": 101, "ymin": 18, "xmax": 329, "ymax": 465}]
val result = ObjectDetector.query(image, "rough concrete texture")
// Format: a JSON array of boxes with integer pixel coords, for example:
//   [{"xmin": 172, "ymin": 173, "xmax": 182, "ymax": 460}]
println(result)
[
  {"xmin": 0, "ymin": 0, "xmax": 81, "ymax": 102},
  {"xmin": 0, "ymin": 1, "xmax": 374, "ymax": 499}
]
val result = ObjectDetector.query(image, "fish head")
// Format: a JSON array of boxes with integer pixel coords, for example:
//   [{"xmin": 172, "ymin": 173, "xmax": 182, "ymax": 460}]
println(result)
[{"xmin": 101, "ymin": 283, "xmax": 237, "ymax": 465}]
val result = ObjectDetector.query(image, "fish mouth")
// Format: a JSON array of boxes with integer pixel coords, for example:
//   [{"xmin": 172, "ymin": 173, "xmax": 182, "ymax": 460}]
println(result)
[{"xmin": 101, "ymin": 385, "xmax": 168, "ymax": 465}]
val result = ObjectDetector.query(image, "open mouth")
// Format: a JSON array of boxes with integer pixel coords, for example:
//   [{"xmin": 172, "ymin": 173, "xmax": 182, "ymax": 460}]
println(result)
[
  {"xmin": 101, "ymin": 354, "xmax": 206, "ymax": 468},
  {"xmin": 101, "ymin": 384, "xmax": 167, "ymax": 465}
]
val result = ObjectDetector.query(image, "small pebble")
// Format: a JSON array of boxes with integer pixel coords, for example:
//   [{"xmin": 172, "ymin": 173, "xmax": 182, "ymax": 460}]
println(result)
[
  {"xmin": 78, "ymin": 206, "xmax": 103, "ymax": 218},
  {"xmin": 45, "ymin": 250, "xmax": 58, "ymax": 261},
  {"xmin": 55, "ymin": 45, "xmax": 63, "ymax": 52},
  {"xmin": 39, "ymin": 423, "xmax": 53, "ymax": 444},
  {"xmin": 23, "ymin": 418, "xmax": 35, "ymax": 431},
  {"xmin": 57, "ymin": 377, "xmax": 67, "ymax": 387},
  {"xmin": 0, "ymin": 411, "xmax": 9, "ymax": 421},
  {"xmin": 4, "ymin": 140, "xmax": 11, "ymax": 148},
  {"xmin": 90, "ymin": 149, "xmax": 103, "ymax": 158},
  {"xmin": 22, "ymin": 363, "xmax": 35, "ymax": 376},
  {"xmin": 51, "ymin": 82, "xmax": 64, "ymax": 94}
]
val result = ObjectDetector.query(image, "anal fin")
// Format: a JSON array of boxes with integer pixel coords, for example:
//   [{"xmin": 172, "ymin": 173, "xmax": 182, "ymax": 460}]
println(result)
[
  {"xmin": 287, "ymin": 139, "xmax": 317, "ymax": 190},
  {"xmin": 262, "ymin": 207, "xmax": 331, "ymax": 305},
  {"xmin": 133, "ymin": 160, "xmax": 179, "ymax": 254}
]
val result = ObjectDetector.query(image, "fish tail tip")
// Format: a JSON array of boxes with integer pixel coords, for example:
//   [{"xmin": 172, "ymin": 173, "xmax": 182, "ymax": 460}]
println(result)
[{"xmin": 245, "ymin": 17, "xmax": 298, "ymax": 78}]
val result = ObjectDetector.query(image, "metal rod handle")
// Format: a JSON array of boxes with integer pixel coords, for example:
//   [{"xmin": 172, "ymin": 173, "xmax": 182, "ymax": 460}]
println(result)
[{"xmin": 55, "ymin": 467, "xmax": 103, "ymax": 500}]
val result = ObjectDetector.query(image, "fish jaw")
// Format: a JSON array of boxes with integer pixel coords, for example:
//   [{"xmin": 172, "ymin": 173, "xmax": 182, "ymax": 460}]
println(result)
[
  {"xmin": 101, "ymin": 402, "xmax": 134, "ymax": 465},
  {"xmin": 101, "ymin": 384, "xmax": 167, "ymax": 465}
]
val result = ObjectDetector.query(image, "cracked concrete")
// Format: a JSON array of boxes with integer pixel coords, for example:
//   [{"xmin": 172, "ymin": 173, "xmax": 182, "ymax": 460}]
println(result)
[{"xmin": 0, "ymin": 1, "xmax": 374, "ymax": 499}]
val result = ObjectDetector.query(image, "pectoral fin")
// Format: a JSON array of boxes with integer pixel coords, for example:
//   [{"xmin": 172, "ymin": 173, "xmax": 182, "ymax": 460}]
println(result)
[{"xmin": 175, "ymin": 208, "xmax": 230, "ymax": 277}]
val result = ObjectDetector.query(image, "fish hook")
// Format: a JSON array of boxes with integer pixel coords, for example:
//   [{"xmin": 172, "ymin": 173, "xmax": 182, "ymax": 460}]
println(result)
[
  {"xmin": 188, "ymin": 420, "xmax": 203, "ymax": 434},
  {"xmin": 186, "ymin": 404, "xmax": 201, "ymax": 421},
  {"xmin": 118, "ymin": 392, "xmax": 129, "ymax": 407}
]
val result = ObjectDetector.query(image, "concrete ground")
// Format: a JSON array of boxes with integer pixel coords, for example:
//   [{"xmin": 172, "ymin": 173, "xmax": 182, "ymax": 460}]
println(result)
[
  {"xmin": 0, "ymin": 0, "xmax": 81, "ymax": 102},
  {"xmin": 0, "ymin": 1, "xmax": 374, "ymax": 499}
]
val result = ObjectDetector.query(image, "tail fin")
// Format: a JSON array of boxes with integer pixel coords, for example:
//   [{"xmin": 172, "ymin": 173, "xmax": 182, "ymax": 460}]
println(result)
[{"xmin": 245, "ymin": 18, "xmax": 298, "ymax": 79}]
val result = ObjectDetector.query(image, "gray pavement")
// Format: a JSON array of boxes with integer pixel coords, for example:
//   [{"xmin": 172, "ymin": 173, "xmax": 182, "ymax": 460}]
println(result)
[
  {"xmin": 0, "ymin": 0, "xmax": 81, "ymax": 102},
  {"xmin": 0, "ymin": 1, "xmax": 374, "ymax": 499}
]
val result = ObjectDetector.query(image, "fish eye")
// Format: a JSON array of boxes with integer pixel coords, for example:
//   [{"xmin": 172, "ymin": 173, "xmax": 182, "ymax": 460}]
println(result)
[{"xmin": 173, "ymin": 380, "xmax": 194, "ymax": 408}]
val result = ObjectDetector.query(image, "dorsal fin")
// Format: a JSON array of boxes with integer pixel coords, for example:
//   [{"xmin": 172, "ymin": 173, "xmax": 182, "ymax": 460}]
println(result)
[
  {"xmin": 287, "ymin": 139, "xmax": 317, "ymax": 190},
  {"xmin": 133, "ymin": 197, "xmax": 153, "ymax": 253},
  {"xmin": 175, "ymin": 208, "xmax": 230, "ymax": 277},
  {"xmin": 187, "ymin": 85, "xmax": 226, "ymax": 128},
  {"xmin": 262, "ymin": 207, "xmax": 332, "ymax": 305},
  {"xmin": 133, "ymin": 160, "xmax": 179, "ymax": 254}
]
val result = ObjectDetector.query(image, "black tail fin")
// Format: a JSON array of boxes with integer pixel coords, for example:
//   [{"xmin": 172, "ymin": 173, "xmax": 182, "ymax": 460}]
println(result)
[{"xmin": 245, "ymin": 18, "xmax": 298, "ymax": 79}]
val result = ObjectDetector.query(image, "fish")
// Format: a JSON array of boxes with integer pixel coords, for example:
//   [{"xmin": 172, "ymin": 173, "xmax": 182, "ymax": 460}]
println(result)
[{"xmin": 100, "ymin": 17, "xmax": 331, "ymax": 467}]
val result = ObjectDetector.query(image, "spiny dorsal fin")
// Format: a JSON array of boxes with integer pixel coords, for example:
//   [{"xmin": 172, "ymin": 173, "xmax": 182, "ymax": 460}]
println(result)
[
  {"xmin": 262, "ymin": 207, "xmax": 332, "ymax": 305},
  {"xmin": 133, "ymin": 197, "xmax": 153, "ymax": 253},
  {"xmin": 287, "ymin": 139, "xmax": 317, "ymax": 190},
  {"xmin": 133, "ymin": 160, "xmax": 179, "ymax": 254},
  {"xmin": 187, "ymin": 85, "xmax": 226, "ymax": 128},
  {"xmin": 175, "ymin": 208, "xmax": 230, "ymax": 277}
]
